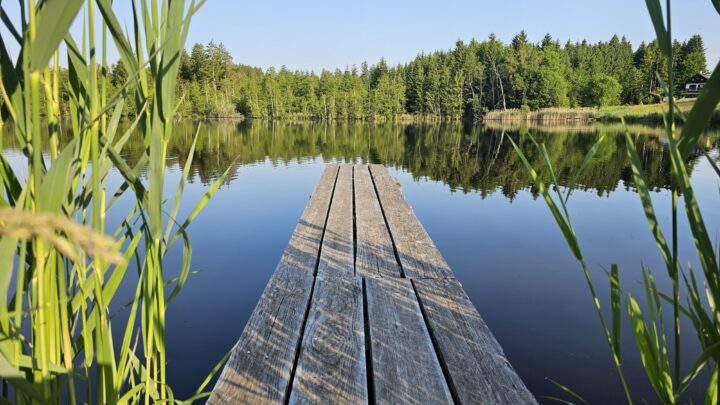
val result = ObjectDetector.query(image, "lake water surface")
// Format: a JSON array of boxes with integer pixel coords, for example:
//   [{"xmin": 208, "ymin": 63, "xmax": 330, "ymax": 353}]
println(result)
[{"xmin": 4, "ymin": 121, "xmax": 719, "ymax": 403}]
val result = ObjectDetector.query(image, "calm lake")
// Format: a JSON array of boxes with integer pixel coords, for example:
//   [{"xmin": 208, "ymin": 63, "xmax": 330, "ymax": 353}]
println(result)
[{"xmin": 4, "ymin": 121, "xmax": 719, "ymax": 403}]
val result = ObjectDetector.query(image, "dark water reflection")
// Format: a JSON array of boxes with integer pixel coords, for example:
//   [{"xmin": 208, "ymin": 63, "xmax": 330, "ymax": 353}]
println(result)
[
  {"xmin": 3, "ymin": 121, "xmax": 719, "ymax": 403},
  {"xmin": 123, "ymin": 120, "xmax": 691, "ymax": 196}
]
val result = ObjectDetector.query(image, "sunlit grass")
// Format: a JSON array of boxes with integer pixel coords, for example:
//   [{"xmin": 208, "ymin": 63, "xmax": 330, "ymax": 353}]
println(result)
[{"xmin": 486, "ymin": 99, "xmax": 720, "ymax": 125}]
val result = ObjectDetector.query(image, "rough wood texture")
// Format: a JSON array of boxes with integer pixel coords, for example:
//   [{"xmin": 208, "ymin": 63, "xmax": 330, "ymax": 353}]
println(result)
[
  {"xmin": 318, "ymin": 165, "xmax": 354, "ymax": 277},
  {"xmin": 414, "ymin": 278, "xmax": 537, "ymax": 404},
  {"xmin": 208, "ymin": 166, "xmax": 338, "ymax": 404},
  {"xmin": 354, "ymin": 165, "xmax": 402, "ymax": 278},
  {"xmin": 369, "ymin": 164, "xmax": 453, "ymax": 279},
  {"xmin": 289, "ymin": 276, "xmax": 367, "ymax": 404},
  {"xmin": 210, "ymin": 164, "xmax": 536, "ymax": 404},
  {"xmin": 365, "ymin": 277, "xmax": 453, "ymax": 404}
]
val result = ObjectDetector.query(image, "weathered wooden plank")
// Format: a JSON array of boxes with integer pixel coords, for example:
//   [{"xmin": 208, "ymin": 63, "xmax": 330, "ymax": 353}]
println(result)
[
  {"xmin": 209, "ymin": 165, "xmax": 339, "ymax": 404},
  {"xmin": 318, "ymin": 165, "xmax": 354, "ymax": 277},
  {"xmin": 289, "ymin": 276, "xmax": 367, "ymax": 404},
  {"xmin": 414, "ymin": 278, "xmax": 537, "ymax": 404},
  {"xmin": 365, "ymin": 277, "xmax": 453, "ymax": 404},
  {"xmin": 211, "ymin": 164, "xmax": 534, "ymax": 404},
  {"xmin": 354, "ymin": 165, "xmax": 402, "ymax": 278},
  {"xmin": 369, "ymin": 164, "xmax": 453, "ymax": 279}
]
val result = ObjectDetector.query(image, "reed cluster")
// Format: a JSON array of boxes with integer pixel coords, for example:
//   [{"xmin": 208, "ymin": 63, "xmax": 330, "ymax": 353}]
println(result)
[
  {"xmin": 0, "ymin": 1, "xmax": 229, "ymax": 403},
  {"xmin": 511, "ymin": 0, "xmax": 720, "ymax": 403},
  {"xmin": 483, "ymin": 107, "xmax": 598, "ymax": 124}
]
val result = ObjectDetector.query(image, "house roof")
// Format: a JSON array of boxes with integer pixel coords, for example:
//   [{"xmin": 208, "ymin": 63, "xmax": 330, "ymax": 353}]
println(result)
[{"xmin": 683, "ymin": 72, "xmax": 710, "ymax": 84}]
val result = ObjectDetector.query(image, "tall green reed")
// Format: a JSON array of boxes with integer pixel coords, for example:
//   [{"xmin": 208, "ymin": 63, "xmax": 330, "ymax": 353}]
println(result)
[
  {"xmin": 0, "ymin": 1, "xmax": 229, "ymax": 403},
  {"xmin": 511, "ymin": 0, "xmax": 720, "ymax": 403}
]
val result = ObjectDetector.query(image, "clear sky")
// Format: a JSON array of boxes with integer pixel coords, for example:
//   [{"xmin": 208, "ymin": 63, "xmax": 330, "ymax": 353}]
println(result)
[
  {"xmin": 187, "ymin": 0, "xmax": 720, "ymax": 72},
  {"xmin": 1, "ymin": 1, "xmax": 718, "ymax": 72}
]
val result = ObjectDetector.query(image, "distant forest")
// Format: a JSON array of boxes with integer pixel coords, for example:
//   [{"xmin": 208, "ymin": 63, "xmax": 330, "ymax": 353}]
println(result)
[{"xmin": 103, "ymin": 32, "xmax": 708, "ymax": 120}]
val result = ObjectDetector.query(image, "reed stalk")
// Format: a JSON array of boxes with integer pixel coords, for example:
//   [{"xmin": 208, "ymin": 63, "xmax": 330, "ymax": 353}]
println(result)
[
  {"xmin": 0, "ymin": 1, "xmax": 229, "ymax": 403},
  {"xmin": 512, "ymin": 0, "xmax": 720, "ymax": 403}
]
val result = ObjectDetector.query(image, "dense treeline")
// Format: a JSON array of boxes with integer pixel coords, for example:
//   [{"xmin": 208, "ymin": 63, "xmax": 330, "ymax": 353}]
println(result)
[
  {"xmin": 180, "ymin": 32, "xmax": 707, "ymax": 120},
  {"xmin": 79, "ymin": 33, "xmax": 709, "ymax": 120}
]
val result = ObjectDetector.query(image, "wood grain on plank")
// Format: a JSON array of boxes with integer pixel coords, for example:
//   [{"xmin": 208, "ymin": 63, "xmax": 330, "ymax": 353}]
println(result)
[
  {"xmin": 369, "ymin": 164, "xmax": 453, "ymax": 279},
  {"xmin": 365, "ymin": 277, "xmax": 453, "ymax": 404},
  {"xmin": 354, "ymin": 165, "xmax": 402, "ymax": 278},
  {"xmin": 209, "ymin": 165, "xmax": 339, "ymax": 404},
  {"xmin": 414, "ymin": 278, "xmax": 537, "ymax": 404},
  {"xmin": 318, "ymin": 165, "xmax": 354, "ymax": 277},
  {"xmin": 289, "ymin": 276, "xmax": 367, "ymax": 404}
]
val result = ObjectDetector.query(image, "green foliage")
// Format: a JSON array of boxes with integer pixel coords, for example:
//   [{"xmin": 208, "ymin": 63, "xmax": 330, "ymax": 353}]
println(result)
[
  {"xmin": 511, "ymin": 1, "xmax": 720, "ymax": 404},
  {"xmin": 676, "ymin": 35, "xmax": 708, "ymax": 85},
  {"xmin": 583, "ymin": 74, "xmax": 623, "ymax": 107},
  {"xmin": 37, "ymin": 32, "xmax": 711, "ymax": 121},
  {"xmin": 0, "ymin": 1, "xmax": 230, "ymax": 403},
  {"xmin": 149, "ymin": 32, "xmax": 709, "ymax": 120}
]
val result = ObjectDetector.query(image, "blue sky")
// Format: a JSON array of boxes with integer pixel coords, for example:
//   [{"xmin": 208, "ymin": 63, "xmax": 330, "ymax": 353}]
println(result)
[
  {"xmin": 189, "ymin": 0, "xmax": 720, "ymax": 72},
  {"xmin": 1, "ymin": 1, "xmax": 719, "ymax": 72}
]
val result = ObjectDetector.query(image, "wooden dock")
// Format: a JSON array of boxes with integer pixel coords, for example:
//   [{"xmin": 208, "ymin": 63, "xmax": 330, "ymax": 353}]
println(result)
[{"xmin": 209, "ymin": 164, "xmax": 536, "ymax": 404}]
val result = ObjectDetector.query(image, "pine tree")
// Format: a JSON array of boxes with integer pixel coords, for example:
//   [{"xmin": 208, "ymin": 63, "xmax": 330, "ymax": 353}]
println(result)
[{"xmin": 678, "ymin": 34, "xmax": 708, "ymax": 83}]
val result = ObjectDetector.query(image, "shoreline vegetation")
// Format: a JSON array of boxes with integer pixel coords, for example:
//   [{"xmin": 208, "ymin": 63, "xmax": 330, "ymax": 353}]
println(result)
[
  {"xmin": 49, "ymin": 32, "xmax": 710, "ymax": 122},
  {"xmin": 179, "ymin": 32, "xmax": 708, "ymax": 121},
  {"xmin": 509, "ymin": 0, "xmax": 720, "ymax": 403},
  {"xmin": 483, "ymin": 99, "xmax": 720, "ymax": 125}
]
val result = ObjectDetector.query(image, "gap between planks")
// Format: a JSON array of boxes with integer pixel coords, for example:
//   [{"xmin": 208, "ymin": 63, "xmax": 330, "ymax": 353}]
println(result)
[{"xmin": 209, "ymin": 164, "xmax": 536, "ymax": 405}]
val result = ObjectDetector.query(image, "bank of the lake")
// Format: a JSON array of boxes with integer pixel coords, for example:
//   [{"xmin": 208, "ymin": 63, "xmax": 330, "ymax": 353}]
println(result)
[
  {"xmin": 201, "ymin": 99, "xmax": 720, "ymax": 127},
  {"xmin": 483, "ymin": 99, "xmax": 720, "ymax": 125}
]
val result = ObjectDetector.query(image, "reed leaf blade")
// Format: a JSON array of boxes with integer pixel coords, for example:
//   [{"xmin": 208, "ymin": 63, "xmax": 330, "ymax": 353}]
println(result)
[
  {"xmin": 644, "ymin": 0, "xmax": 670, "ymax": 57},
  {"xmin": 30, "ymin": 0, "xmax": 84, "ymax": 70},
  {"xmin": 678, "ymin": 62, "xmax": 720, "ymax": 160}
]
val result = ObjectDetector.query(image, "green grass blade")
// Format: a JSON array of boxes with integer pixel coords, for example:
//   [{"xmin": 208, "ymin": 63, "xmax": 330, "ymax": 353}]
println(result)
[
  {"xmin": 644, "ymin": 0, "xmax": 670, "ymax": 57},
  {"xmin": 624, "ymin": 131, "xmax": 673, "ymax": 274},
  {"xmin": 680, "ymin": 342, "xmax": 720, "ymax": 394},
  {"xmin": 102, "ymin": 232, "xmax": 142, "ymax": 306},
  {"xmin": 706, "ymin": 364, "xmax": 718, "ymax": 405},
  {"xmin": 538, "ymin": 142, "xmax": 569, "ymax": 218},
  {"xmin": 667, "ymin": 137, "xmax": 720, "ymax": 294},
  {"xmin": 164, "ymin": 125, "xmax": 200, "ymax": 244},
  {"xmin": 678, "ymin": 61, "xmax": 720, "ymax": 160},
  {"xmin": 95, "ymin": 0, "xmax": 140, "ymax": 77},
  {"xmin": 0, "ymin": 237, "xmax": 18, "ymax": 305},
  {"xmin": 117, "ymin": 382, "xmax": 145, "ymax": 404},
  {"xmin": 0, "ymin": 154, "xmax": 22, "ymax": 206},
  {"xmin": 610, "ymin": 264, "xmax": 622, "ymax": 361},
  {"xmin": 30, "ymin": 0, "xmax": 84, "ymax": 70},
  {"xmin": 38, "ymin": 139, "xmax": 77, "ymax": 214},
  {"xmin": 704, "ymin": 152, "xmax": 720, "ymax": 178},
  {"xmin": 508, "ymin": 135, "xmax": 583, "ymax": 261},
  {"xmin": 565, "ymin": 134, "xmax": 606, "ymax": 204},
  {"xmin": 179, "ymin": 340, "xmax": 239, "ymax": 404},
  {"xmin": 627, "ymin": 295, "xmax": 674, "ymax": 403},
  {"xmin": 148, "ymin": 123, "xmax": 165, "ymax": 241},
  {"xmin": 100, "ymin": 135, "xmax": 148, "ymax": 202},
  {"xmin": 546, "ymin": 378, "xmax": 589, "ymax": 405},
  {"xmin": 116, "ymin": 256, "xmax": 146, "ymax": 393},
  {"xmin": 0, "ymin": 38, "xmax": 26, "ymax": 141},
  {"xmin": 0, "ymin": 6, "xmax": 22, "ymax": 44},
  {"xmin": 165, "ymin": 227, "xmax": 191, "ymax": 305},
  {"xmin": 167, "ymin": 163, "xmax": 231, "ymax": 250},
  {"xmin": 106, "ymin": 154, "xmax": 149, "ymax": 211}
]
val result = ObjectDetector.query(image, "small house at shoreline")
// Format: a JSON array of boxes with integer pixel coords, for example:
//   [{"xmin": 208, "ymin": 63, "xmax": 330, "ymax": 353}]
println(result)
[{"xmin": 681, "ymin": 72, "xmax": 709, "ymax": 98}]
